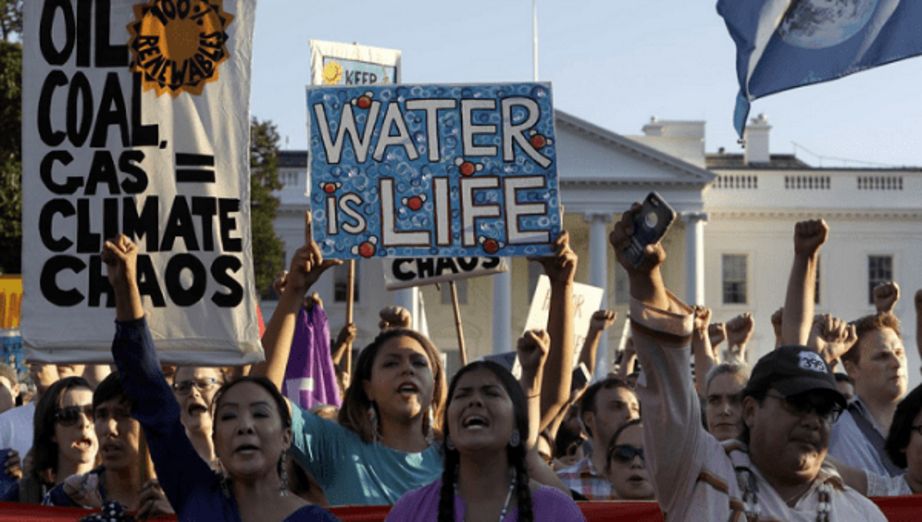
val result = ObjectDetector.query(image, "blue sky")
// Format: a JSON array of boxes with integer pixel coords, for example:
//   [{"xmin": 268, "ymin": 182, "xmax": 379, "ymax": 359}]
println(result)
[{"xmin": 252, "ymin": 0, "xmax": 922, "ymax": 168}]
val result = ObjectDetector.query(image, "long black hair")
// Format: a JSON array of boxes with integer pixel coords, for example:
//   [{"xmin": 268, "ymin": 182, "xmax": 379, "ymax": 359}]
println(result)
[
  {"xmin": 886, "ymin": 383, "xmax": 922, "ymax": 468},
  {"xmin": 437, "ymin": 361, "xmax": 533, "ymax": 522},
  {"xmin": 33, "ymin": 376, "xmax": 93, "ymax": 481}
]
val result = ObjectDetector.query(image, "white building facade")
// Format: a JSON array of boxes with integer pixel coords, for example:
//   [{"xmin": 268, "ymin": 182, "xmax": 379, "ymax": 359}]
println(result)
[{"xmin": 266, "ymin": 113, "xmax": 922, "ymax": 386}]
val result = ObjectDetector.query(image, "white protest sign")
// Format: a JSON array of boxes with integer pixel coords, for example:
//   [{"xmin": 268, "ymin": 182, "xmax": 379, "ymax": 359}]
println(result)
[
  {"xmin": 310, "ymin": 40, "xmax": 401, "ymax": 87},
  {"xmin": 382, "ymin": 257, "xmax": 508, "ymax": 290},
  {"xmin": 522, "ymin": 275, "xmax": 605, "ymax": 365},
  {"xmin": 21, "ymin": 0, "xmax": 260, "ymax": 365}
]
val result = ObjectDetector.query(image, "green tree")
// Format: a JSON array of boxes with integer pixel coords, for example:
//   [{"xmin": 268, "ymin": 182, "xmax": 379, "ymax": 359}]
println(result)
[
  {"xmin": 249, "ymin": 117, "xmax": 285, "ymax": 295},
  {"xmin": 0, "ymin": 39, "xmax": 21, "ymax": 275},
  {"xmin": 0, "ymin": 0, "xmax": 22, "ymax": 43}
]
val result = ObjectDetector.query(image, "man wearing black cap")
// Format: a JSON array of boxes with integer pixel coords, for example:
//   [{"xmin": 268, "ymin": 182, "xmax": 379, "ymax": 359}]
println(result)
[{"xmin": 609, "ymin": 204, "xmax": 885, "ymax": 521}]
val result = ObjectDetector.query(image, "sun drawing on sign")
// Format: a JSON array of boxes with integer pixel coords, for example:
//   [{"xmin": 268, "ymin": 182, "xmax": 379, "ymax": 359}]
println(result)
[
  {"xmin": 323, "ymin": 61, "xmax": 344, "ymax": 84},
  {"xmin": 352, "ymin": 237, "xmax": 378, "ymax": 258},
  {"xmin": 127, "ymin": 0, "xmax": 235, "ymax": 98}
]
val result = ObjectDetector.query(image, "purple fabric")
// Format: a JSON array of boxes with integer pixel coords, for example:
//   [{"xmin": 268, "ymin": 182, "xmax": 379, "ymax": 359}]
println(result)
[
  {"xmin": 386, "ymin": 478, "xmax": 587, "ymax": 521},
  {"xmin": 281, "ymin": 305, "xmax": 342, "ymax": 409}
]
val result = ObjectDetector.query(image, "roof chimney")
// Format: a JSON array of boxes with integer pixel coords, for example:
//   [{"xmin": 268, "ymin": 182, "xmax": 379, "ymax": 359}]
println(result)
[{"xmin": 743, "ymin": 114, "xmax": 771, "ymax": 165}]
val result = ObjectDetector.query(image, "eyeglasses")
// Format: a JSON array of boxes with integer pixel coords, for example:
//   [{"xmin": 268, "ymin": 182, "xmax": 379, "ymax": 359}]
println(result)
[
  {"xmin": 54, "ymin": 405, "xmax": 94, "ymax": 427},
  {"xmin": 765, "ymin": 391, "xmax": 843, "ymax": 424},
  {"xmin": 171, "ymin": 377, "xmax": 221, "ymax": 395},
  {"xmin": 609, "ymin": 444, "xmax": 645, "ymax": 464}
]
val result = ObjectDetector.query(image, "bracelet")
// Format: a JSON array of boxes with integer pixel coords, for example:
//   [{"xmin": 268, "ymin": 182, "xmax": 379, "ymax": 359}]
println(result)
[{"xmin": 527, "ymin": 393, "xmax": 541, "ymax": 399}]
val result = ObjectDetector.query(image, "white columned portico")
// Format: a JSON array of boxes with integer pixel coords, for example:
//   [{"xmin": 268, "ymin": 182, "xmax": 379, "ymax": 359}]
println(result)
[
  {"xmin": 585, "ymin": 213, "xmax": 612, "ymax": 380},
  {"xmin": 492, "ymin": 263, "xmax": 512, "ymax": 354},
  {"xmin": 682, "ymin": 212, "xmax": 708, "ymax": 306}
]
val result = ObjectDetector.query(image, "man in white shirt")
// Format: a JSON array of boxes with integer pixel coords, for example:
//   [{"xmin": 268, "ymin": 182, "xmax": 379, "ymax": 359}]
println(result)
[
  {"xmin": 830, "ymin": 312, "xmax": 908, "ymax": 477},
  {"xmin": 610, "ymin": 206, "xmax": 885, "ymax": 521}
]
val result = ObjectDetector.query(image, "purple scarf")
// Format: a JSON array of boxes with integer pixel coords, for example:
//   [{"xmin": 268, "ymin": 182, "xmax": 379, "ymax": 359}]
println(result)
[{"xmin": 280, "ymin": 305, "xmax": 342, "ymax": 409}]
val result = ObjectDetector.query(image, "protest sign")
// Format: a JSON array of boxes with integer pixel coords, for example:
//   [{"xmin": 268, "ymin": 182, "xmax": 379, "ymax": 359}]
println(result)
[
  {"xmin": 21, "ymin": 0, "xmax": 260, "ymax": 365},
  {"xmin": 382, "ymin": 257, "xmax": 507, "ymax": 290},
  {"xmin": 310, "ymin": 40, "xmax": 401, "ymax": 87},
  {"xmin": 0, "ymin": 276, "xmax": 22, "ymax": 329},
  {"xmin": 307, "ymin": 83, "xmax": 560, "ymax": 260},
  {"xmin": 523, "ymin": 275, "xmax": 605, "ymax": 361}
]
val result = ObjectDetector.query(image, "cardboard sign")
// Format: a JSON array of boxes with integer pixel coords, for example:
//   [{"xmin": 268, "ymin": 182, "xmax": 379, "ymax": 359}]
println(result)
[
  {"xmin": 310, "ymin": 40, "xmax": 401, "ymax": 87},
  {"xmin": 522, "ymin": 275, "xmax": 605, "ymax": 362},
  {"xmin": 383, "ymin": 257, "xmax": 508, "ymax": 290},
  {"xmin": 21, "ymin": 0, "xmax": 260, "ymax": 365},
  {"xmin": 307, "ymin": 83, "xmax": 560, "ymax": 260}
]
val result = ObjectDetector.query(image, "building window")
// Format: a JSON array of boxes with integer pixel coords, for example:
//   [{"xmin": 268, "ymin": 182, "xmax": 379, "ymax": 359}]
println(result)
[
  {"xmin": 441, "ymin": 280, "xmax": 468, "ymax": 305},
  {"xmin": 722, "ymin": 255, "xmax": 747, "ymax": 304},
  {"xmin": 868, "ymin": 255, "xmax": 893, "ymax": 304},
  {"xmin": 334, "ymin": 262, "xmax": 360, "ymax": 303}
]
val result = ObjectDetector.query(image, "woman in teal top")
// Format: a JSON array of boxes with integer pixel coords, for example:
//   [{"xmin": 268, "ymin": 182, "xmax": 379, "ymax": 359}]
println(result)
[{"xmin": 254, "ymin": 213, "xmax": 447, "ymax": 505}]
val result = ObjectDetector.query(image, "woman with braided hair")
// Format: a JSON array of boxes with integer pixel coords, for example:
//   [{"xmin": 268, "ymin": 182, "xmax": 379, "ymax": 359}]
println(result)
[{"xmin": 387, "ymin": 331, "xmax": 584, "ymax": 522}]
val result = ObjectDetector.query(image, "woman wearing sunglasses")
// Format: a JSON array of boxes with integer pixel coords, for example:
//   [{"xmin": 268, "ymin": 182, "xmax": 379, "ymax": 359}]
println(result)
[
  {"xmin": 15, "ymin": 377, "xmax": 98, "ymax": 504},
  {"xmin": 605, "ymin": 419, "xmax": 654, "ymax": 501}
]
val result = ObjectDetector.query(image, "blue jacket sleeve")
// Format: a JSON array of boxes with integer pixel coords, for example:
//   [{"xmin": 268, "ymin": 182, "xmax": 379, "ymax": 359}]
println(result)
[{"xmin": 111, "ymin": 318, "xmax": 225, "ymax": 517}]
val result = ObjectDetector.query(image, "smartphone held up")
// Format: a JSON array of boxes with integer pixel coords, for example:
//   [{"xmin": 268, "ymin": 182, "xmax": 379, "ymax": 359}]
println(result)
[{"xmin": 623, "ymin": 192, "xmax": 677, "ymax": 269}]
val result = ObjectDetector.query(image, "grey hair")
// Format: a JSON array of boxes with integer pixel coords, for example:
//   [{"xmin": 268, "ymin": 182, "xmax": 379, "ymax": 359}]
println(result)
[{"xmin": 705, "ymin": 362, "xmax": 750, "ymax": 393}]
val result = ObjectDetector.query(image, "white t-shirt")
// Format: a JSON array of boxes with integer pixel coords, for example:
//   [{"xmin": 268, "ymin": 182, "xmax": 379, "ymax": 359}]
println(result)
[
  {"xmin": 630, "ymin": 294, "xmax": 887, "ymax": 522},
  {"xmin": 0, "ymin": 403, "xmax": 35, "ymax": 458}
]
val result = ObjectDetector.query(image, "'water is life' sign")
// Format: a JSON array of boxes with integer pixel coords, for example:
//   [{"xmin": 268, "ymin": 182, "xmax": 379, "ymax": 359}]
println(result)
[{"xmin": 307, "ymin": 83, "xmax": 560, "ymax": 260}]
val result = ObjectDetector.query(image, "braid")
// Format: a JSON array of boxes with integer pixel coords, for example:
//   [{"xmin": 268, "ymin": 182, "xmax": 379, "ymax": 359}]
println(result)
[
  {"xmin": 438, "ymin": 445, "xmax": 459, "ymax": 521},
  {"xmin": 511, "ymin": 446, "xmax": 533, "ymax": 522}
]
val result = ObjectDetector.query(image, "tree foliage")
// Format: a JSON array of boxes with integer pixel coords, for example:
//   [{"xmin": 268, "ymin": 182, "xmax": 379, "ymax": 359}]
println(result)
[
  {"xmin": 0, "ymin": 40, "xmax": 21, "ymax": 274},
  {"xmin": 0, "ymin": 0, "xmax": 22, "ymax": 43},
  {"xmin": 249, "ymin": 117, "xmax": 285, "ymax": 295}
]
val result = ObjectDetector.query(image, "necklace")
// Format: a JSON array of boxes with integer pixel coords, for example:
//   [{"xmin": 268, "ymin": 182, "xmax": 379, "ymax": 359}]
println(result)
[
  {"xmin": 456, "ymin": 473, "xmax": 517, "ymax": 522},
  {"xmin": 737, "ymin": 467, "xmax": 832, "ymax": 522}
]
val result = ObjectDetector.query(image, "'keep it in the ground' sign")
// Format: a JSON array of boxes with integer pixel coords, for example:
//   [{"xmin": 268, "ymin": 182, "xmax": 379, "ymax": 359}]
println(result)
[{"xmin": 307, "ymin": 83, "xmax": 560, "ymax": 260}]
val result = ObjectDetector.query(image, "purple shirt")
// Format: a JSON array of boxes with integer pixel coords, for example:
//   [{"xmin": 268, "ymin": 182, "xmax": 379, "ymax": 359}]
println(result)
[{"xmin": 386, "ymin": 478, "xmax": 586, "ymax": 521}]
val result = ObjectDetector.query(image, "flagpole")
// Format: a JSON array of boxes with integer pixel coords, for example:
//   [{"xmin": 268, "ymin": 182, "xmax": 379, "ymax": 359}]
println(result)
[
  {"xmin": 345, "ymin": 261, "xmax": 355, "ymax": 373},
  {"xmin": 532, "ymin": 0, "xmax": 538, "ymax": 81}
]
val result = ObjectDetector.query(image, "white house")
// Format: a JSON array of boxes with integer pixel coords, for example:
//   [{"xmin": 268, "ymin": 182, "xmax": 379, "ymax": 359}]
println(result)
[{"xmin": 266, "ymin": 112, "xmax": 922, "ymax": 387}]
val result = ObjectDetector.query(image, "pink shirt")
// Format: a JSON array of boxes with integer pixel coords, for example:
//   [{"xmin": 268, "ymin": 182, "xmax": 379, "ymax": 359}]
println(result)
[{"xmin": 386, "ymin": 478, "xmax": 586, "ymax": 522}]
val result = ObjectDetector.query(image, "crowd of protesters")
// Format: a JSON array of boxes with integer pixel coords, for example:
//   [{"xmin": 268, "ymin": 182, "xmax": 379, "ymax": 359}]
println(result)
[{"xmin": 0, "ymin": 203, "xmax": 920, "ymax": 520}]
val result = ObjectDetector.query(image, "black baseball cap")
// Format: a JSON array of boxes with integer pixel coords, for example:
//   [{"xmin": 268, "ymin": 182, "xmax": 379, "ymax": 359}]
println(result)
[{"xmin": 743, "ymin": 346, "xmax": 847, "ymax": 408}]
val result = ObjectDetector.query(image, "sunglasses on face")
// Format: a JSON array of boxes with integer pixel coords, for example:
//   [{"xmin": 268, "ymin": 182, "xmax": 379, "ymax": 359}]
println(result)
[
  {"xmin": 610, "ymin": 444, "xmax": 645, "ymax": 465},
  {"xmin": 765, "ymin": 391, "xmax": 843, "ymax": 424},
  {"xmin": 172, "ymin": 377, "xmax": 221, "ymax": 395},
  {"xmin": 54, "ymin": 405, "xmax": 94, "ymax": 427}
]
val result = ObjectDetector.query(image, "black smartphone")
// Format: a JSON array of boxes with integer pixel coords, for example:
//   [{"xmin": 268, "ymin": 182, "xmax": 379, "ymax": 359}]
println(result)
[
  {"xmin": 571, "ymin": 362, "xmax": 590, "ymax": 392},
  {"xmin": 623, "ymin": 191, "xmax": 677, "ymax": 269}
]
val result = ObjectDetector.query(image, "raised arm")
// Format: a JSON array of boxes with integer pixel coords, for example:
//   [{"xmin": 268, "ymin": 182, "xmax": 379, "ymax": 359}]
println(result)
[
  {"xmin": 782, "ymin": 219, "xmax": 828, "ymax": 346},
  {"xmin": 331, "ymin": 323, "xmax": 357, "ymax": 367},
  {"xmin": 102, "ymin": 235, "xmax": 144, "ymax": 322},
  {"xmin": 807, "ymin": 314, "xmax": 858, "ymax": 367},
  {"xmin": 534, "ymin": 231, "xmax": 578, "ymax": 431},
  {"xmin": 578, "ymin": 310, "xmax": 617, "ymax": 376},
  {"xmin": 251, "ymin": 212, "xmax": 341, "ymax": 390},
  {"xmin": 692, "ymin": 306, "xmax": 717, "ymax": 397},
  {"xmin": 615, "ymin": 337, "xmax": 637, "ymax": 380},
  {"xmin": 873, "ymin": 282, "xmax": 900, "ymax": 315},
  {"xmin": 517, "ymin": 329, "xmax": 549, "ymax": 450},
  {"xmin": 724, "ymin": 312, "xmax": 754, "ymax": 363}
]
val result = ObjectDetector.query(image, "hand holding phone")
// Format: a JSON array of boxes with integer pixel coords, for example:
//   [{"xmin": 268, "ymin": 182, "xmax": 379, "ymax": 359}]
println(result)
[{"xmin": 623, "ymin": 192, "xmax": 677, "ymax": 269}]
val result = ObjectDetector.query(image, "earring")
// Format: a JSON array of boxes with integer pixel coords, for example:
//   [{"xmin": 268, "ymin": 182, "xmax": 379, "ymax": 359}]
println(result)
[
  {"xmin": 509, "ymin": 429, "xmax": 521, "ymax": 448},
  {"xmin": 368, "ymin": 403, "xmax": 382, "ymax": 443},
  {"xmin": 445, "ymin": 435, "xmax": 455, "ymax": 451},
  {"xmin": 278, "ymin": 450, "xmax": 289, "ymax": 497}
]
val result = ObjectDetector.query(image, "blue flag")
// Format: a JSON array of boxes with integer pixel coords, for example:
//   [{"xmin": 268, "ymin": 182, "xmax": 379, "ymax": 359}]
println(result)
[{"xmin": 719, "ymin": 0, "xmax": 922, "ymax": 137}]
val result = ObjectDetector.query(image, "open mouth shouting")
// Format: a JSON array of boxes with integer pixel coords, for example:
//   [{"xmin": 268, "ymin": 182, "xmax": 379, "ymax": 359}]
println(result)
[
  {"xmin": 234, "ymin": 443, "xmax": 260, "ymax": 456},
  {"xmin": 397, "ymin": 382, "xmax": 419, "ymax": 400},
  {"xmin": 461, "ymin": 414, "xmax": 489, "ymax": 430},
  {"xmin": 72, "ymin": 437, "xmax": 94, "ymax": 451}
]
